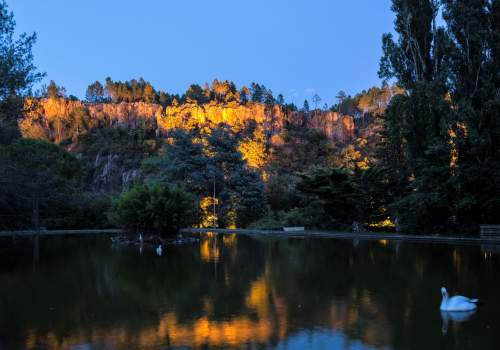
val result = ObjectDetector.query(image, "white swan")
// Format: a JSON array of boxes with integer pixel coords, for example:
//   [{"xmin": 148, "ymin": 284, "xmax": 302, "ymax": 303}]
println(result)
[
  {"xmin": 156, "ymin": 244, "xmax": 162, "ymax": 256},
  {"xmin": 440, "ymin": 287, "xmax": 478, "ymax": 311}
]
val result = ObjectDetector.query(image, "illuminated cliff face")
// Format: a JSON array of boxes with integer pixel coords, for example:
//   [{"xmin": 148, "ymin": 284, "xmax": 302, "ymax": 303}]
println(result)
[
  {"xmin": 87, "ymin": 101, "xmax": 163, "ymax": 128},
  {"xmin": 21, "ymin": 99, "xmax": 356, "ymax": 146},
  {"xmin": 160, "ymin": 101, "xmax": 271, "ymax": 132}
]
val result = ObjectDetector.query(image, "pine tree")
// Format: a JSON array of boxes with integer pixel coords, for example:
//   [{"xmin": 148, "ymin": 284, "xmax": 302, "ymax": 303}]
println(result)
[
  {"xmin": 85, "ymin": 81, "xmax": 105, "ymax": 102},
  {"xmin": 303, "ymin": 99, "xmax": 310, "ymax": 112},
  {"xmin": 45, "ymin": 80, "xmax": 66, "ymax": 99}
]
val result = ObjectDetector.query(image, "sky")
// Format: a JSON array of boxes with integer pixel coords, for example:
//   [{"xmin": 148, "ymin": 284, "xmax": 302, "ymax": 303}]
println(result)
[{"xmin": 10, "ymin": 0, "xmax": 395, "ymax": 106}]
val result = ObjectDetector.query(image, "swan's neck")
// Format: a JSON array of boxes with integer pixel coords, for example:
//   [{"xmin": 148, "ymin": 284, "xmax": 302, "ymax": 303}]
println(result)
[{"xmin": 440, "ymin": 296, "xmax": 448, "ymax": 309}]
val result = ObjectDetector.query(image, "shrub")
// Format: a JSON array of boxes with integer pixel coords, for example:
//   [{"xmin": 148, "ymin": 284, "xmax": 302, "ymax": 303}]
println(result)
[{"xmin": 111, "ymin": 183, "xmax": 196, "ymax": 235}]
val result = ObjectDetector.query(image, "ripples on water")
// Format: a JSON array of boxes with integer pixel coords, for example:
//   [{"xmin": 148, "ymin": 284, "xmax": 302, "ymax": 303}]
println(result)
[{"xmin": 0, "ymin": 233, "xmax": 499, "ymax": 349}]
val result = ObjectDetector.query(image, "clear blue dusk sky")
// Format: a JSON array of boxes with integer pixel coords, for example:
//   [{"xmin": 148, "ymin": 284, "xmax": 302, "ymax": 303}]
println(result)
[{"xmin": 10, "ymin": 0, "xmax": 394, "ymax": 106}]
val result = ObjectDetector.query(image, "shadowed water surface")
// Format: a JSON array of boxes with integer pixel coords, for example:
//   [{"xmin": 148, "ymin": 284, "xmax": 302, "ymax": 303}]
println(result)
[{"xmin": 0, "ymin": 233, "xmax": 499, "ymax": 349}]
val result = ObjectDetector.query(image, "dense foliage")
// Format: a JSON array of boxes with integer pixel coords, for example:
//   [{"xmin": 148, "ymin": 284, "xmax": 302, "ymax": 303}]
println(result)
[
  {"xmin": 378, "ymin": 0, "xmax": 500, "ymax": 233},
  {"xmin": 0, "ymin": 139, "xmax": 78, "ymax": 228},
  {"xmin": 83, "ymin": 77, "xmax": 280, "ymax": 108},
  {"xmin": 143, "ymin": 125, "xmax": 266, "ymax": 228},
  {"xmin": 110, "ymin": 183, "xmax": 196, "ymax": 234}
]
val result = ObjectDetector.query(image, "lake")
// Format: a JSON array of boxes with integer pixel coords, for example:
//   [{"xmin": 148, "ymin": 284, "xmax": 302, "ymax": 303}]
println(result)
[{"xmin": 0, "ymin": 233, "xmax": 499, "ymax": 349}]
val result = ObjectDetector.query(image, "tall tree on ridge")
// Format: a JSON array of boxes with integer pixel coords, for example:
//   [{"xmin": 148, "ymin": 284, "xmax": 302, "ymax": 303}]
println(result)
[
  {"xmin": 303, "ymin": 99, "xmax": 310, "ymax": 112},
  {"xmin": 85, "ymin": 81, "xmax": 105, "ymax": 103},
  {"xmin": 312, "ymin": 93, "xmax": 322, "ymax": 110},
  {"xmin": 0, "ymin": 0, "xmax": 44, "ymax": 144}
]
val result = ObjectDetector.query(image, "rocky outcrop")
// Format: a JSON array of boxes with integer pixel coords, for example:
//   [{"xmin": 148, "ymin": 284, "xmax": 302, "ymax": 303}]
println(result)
[
  {"xmin": 92, "ymin": 153, "xmax": 121, "ymax": 192},
  {"xmin": 87, "ymin": 101, "xmax": 163, "ymax": 129},
  {"xmin": 308, "ymin": 111, "xmax": 355, "ymax": 143},
  {"xmin": 90, "ymin": 153, "xmax": 143, "ymax": 193},
  {"xmin": 21, "ymin": 98, "xmax": 356, "ymax": 144}
]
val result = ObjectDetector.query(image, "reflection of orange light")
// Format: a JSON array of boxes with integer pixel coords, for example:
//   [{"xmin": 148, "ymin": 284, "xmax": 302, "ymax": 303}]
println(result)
[
  {"xmin": 222, "ymin": 233, "xmax": 237, "ymax": 246},
  {"xmin": 246, "ymin": 278, "xmax": 270, "ymax": 317},
  {"xmin": 200, "ymin": 238, "xmax": 220, "ymax": 262},
  {"xmin": 379, "ymin": 239, "xmax": 388, "ymax": 247},
  {"xmin": 156, "ymin": 313, "xmax": 274, "ymax": 347},
  {"xmin": 23, "ymin": 272, "xmax": 393, "ymax": 350},
  {"xmin": 205, "ymin": 231, "xmax": 218, "ymax": 238},
  {"xmin": 330, "ymin": 298, "xmax": 390, "ymax": 346}
]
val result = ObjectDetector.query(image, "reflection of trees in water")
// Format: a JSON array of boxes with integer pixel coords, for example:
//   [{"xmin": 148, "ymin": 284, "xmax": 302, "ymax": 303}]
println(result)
[{"xmin": 0, "ymin": 236, "xmax": 499, "ymax": 349}]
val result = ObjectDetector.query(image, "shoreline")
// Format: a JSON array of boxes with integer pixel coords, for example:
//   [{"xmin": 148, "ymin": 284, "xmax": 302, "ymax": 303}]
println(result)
[
  {"xmin": 2, "ymin": 228, "xmax": 499, "ymax": 246},
  {"xmin": 180, "ymin": 228, "xmax": 500, "ymax": 246}
]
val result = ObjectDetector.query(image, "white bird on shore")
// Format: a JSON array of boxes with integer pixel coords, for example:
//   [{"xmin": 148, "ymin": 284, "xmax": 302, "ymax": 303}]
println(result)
[
  {"xmin": 440, "ymin": 287, "xmax": 478, "ymax": 311},
  {"xmin": 156, "ymin": 244, "xmax": 162, "ymax": 256}
]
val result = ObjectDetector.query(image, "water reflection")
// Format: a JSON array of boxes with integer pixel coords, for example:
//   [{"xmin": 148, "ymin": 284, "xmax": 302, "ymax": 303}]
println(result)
[
  {"xmin": 440, "ymin": 310, "xmax": 476, "ymax": 335},
  {"xmin": 0, "ymin": 234, "xmax": 499, "ymax": 350},
  {"xmin": 200, "ymin": 233, "xmax": 220, "ymax": 262}
]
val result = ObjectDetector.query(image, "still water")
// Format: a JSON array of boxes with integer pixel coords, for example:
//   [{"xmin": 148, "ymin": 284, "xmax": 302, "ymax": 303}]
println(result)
[{"xmin": 0, "ymin": 233, "xmax": 499, "ymax": 350}]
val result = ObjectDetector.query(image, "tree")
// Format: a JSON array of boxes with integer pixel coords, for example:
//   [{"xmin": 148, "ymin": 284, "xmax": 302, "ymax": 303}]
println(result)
[
  {"xmin": 336, "ymin": 91, "xmax": 347, "ymax": 104},
  {"xmin": 375, "ymin": 0, "xmax": 500, "ymax": 233},
  {"xmin": 251, "ymin": 83, "xmax": 264, "ymax": 103},
  {"xmin": 204, "ymin": 125, "xmax": 265, "ymax": 227},
  {"xmin": 45, "ymin": 80, "xmax": 66, "ymax": 99},
  {"xmin": 0, "ymin": 0, "xmax": 44, "ymax": 144},
  {"xmin": 297, "ymin": 167, "xmax": 361, "ymax": 228},
  {"xmin": 312, "ymin": 93, "xmax": 322, "ymax": 110},
  {"xmin": 239, "ymin": 128, "xmax": 267, "ymax": 169},
  {"xmin": 103, "ymin": 77, "xmax": 158, "ymax": 103},
  {"xmin": 303, "ymin": 99, "xmax": 310, "ymax": 112},
  {"xmin": 143, "ymin": 83, "xmax": 156, "ymax": 103},
  {"xmin": 264, "ymin": 90, "xmax": 275, "ymax": 106},
  {"xmin": 240, "ymin": 86, "xmax": 251, "ymax": 104},
  {"xmin": 143, "ymin": 129, "xmax": 210, "ymax": 194},
  {"xmin": 143, "ymin": 126, "xmax": 265, "ymax": 228},
  {"xmin": 111, "ymin": 183, "xmax": 196, "ymax": 234},
  {"xmin": 379, "ymin": 0, "xmax": 445, "ymax": 89},
  {"xmin": 338, "ymin": 96, "xmax": 358, "ymax": 116},
  {"xmin": 85, "ymin": 81, "xmax": 105, "ymax": 102},
  {"xmin": 185, "ymin": 84, "xmax": 206, "ymax": 104},
  {"xmin": 0, "ymin": 139, "xmax": 83, "ymax": 229},
  {"xmin": 440, "ymin": 0, "xmax": 500, "ymax": 227},
  {"xmin": 277, "ymin": 94, "xmax": 285, "ymax": 106},
  {"xmin": 210, "ymin": 79, "xmax": 238, "ymax": 103},
  {"xmin": 158, "ymin": 91, "xmax": 171, "ymax": 107}
]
